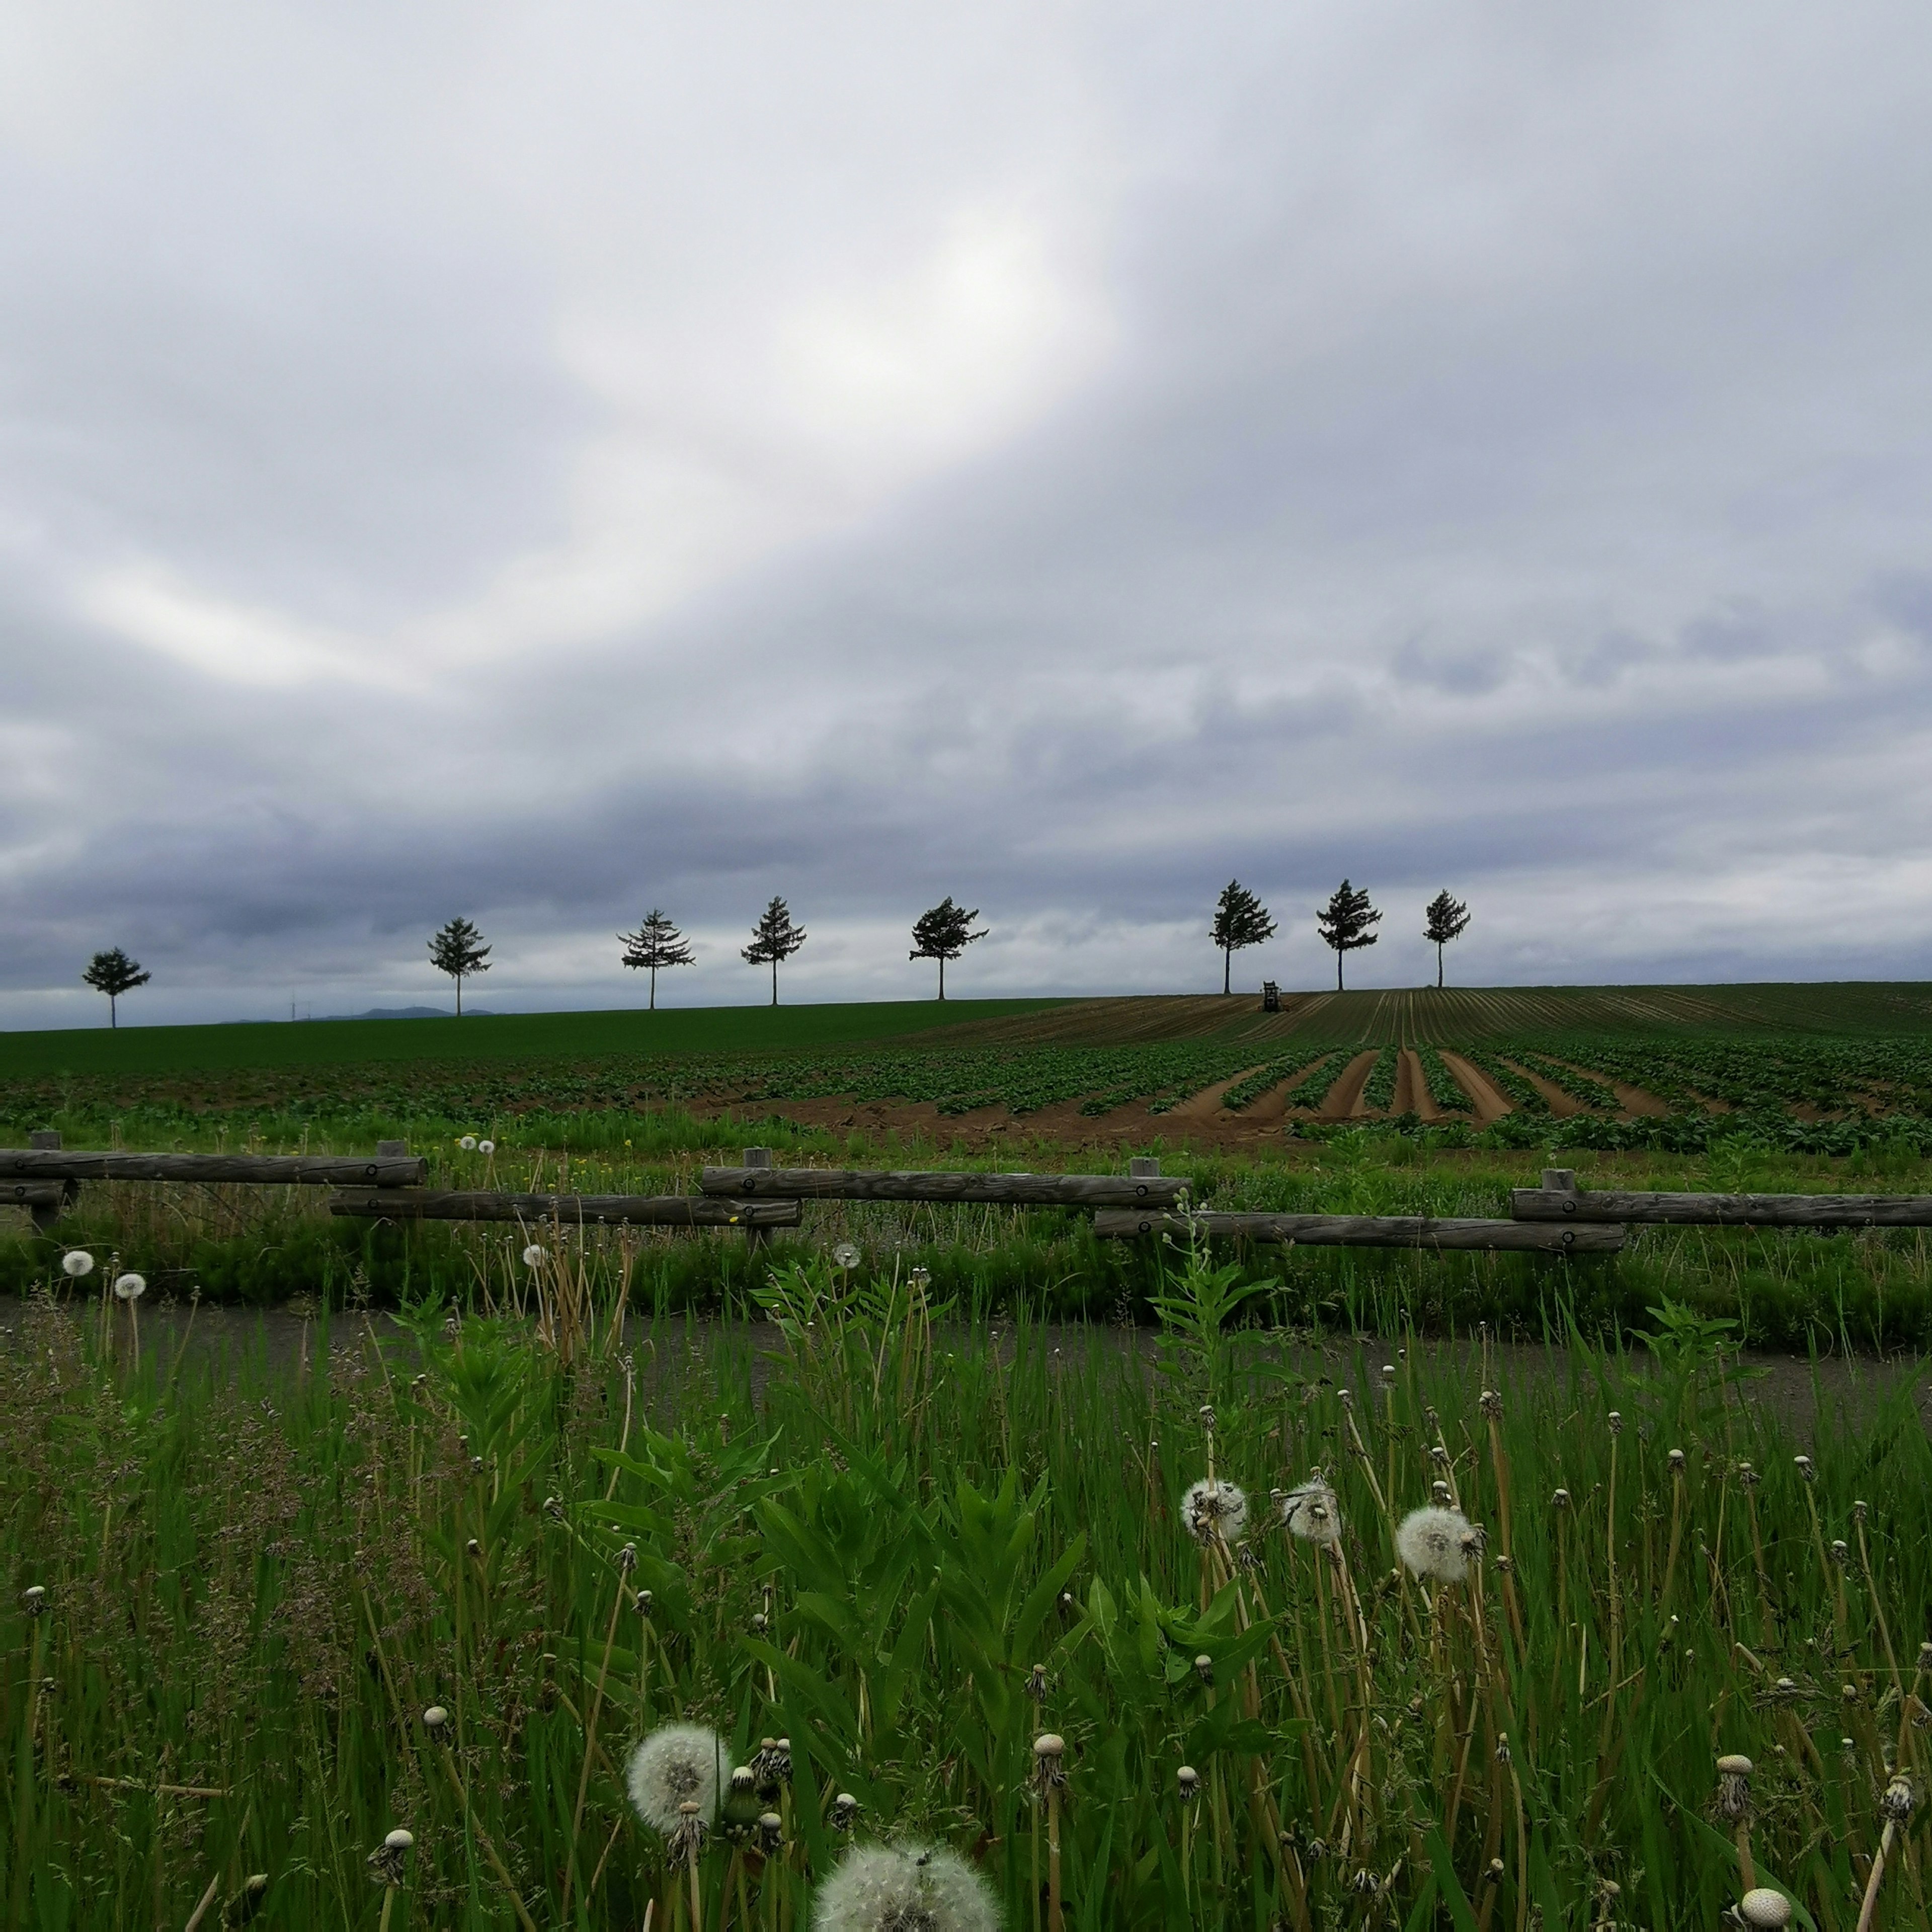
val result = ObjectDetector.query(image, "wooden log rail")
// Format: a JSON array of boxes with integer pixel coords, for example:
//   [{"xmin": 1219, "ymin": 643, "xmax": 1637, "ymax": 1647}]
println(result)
[
  {"xmin": 330, "ymin": 1190, "xmax": 799, "ymax": 1229},
  {"xmin": 699, "ymin": 1165, "xmax": 1186, "ymax": 1208},
  {"xmin": 1513, "ymin": 1168, "xmax": 1932, "ymax": 1228},
  {"xmin": 0, "ymin": 1149, "xmax": 426, "ymax": 1187},
  {"xmin": 1094, "ymin": 1210, "xmax": 1623, "ymax": 1253}
]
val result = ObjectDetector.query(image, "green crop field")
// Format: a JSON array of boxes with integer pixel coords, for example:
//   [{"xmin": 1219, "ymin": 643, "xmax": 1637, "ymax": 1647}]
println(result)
[
  {"xmin": 7, "ymin": 988, "xmax": 1932, "ymax": 1925},
  {"xmin": 8, "ymin": 986, "xmax": 1932, "ymax": 1151},
  {"xmin": 0, "ymin": 998, "xmax": 1067, "ymax": 1080}
]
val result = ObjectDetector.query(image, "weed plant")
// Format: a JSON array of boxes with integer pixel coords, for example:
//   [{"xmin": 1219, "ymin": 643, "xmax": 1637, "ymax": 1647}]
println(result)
[{"xmin": 5, "ymin": 1243, "xmax": 1931, "ymax": 1926}]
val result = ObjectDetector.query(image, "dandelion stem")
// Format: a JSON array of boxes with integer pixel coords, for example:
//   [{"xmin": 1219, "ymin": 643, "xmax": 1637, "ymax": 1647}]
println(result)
[{"xmin": 560, "ymin": 1553, "xmax": 630, "ymax": 1920}]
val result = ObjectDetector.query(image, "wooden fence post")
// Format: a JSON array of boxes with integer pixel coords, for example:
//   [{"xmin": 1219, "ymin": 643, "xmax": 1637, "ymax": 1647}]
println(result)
[
  {"xmin": 27, "ymin": 1131, "xmax": 65, "ymax": 1231},
  {"xmin": 1129, "ymin": 1157, "xmax": 1161, "ymax": 1179},
  {"xmin": 743, "ymin": 1147, "xmax": 773, "ymax": 1252}
]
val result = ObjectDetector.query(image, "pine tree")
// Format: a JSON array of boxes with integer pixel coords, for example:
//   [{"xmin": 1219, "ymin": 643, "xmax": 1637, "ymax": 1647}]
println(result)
[
  {"xmin": 427, "ymin": 917, "xmax": 491, "ymax": 1015},
  {"xmin": 741, "ymin": 897, "xmax": 807, "ymax": 1006},
  {"xmin": 1209, "ymin": 879, "xmax": 1276, "ymax": 995},
  {"xmin": 1315, "ymin": 880, "xmax": 1381, "ymax": 991},
  {"xmin": 82, "ymin": 947, "xmax": 149, "ymax": 1028},
  {"xmin": 1422, "ymin": 890, "xmax": 1471, "ymax": 989},
  {"xmin": 908, "ymin": 898, "xmax": 988, "ymax": 999},
  {"xmin": 618, "ymin": 910, "xmax": 696, "ymax": 1010}
]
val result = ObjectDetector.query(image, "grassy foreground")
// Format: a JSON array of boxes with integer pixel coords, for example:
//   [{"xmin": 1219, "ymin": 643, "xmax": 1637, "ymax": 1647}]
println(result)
[{"xmin": 4, "ymin": 1251, "xmax": 1930, "ymax": 1927}]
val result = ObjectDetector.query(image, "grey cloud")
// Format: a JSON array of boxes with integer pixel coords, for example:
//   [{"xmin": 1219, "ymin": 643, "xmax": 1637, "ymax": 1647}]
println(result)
[{"xmin": 5, "ymin": 3, "xmax": 1932, "ymax": 1024}]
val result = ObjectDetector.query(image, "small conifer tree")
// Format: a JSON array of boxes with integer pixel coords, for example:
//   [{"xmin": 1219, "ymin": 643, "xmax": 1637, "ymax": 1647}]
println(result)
[
  {"xmin": 741, "ymin": 897, "xmax": 807, "ymax": 1005},
  {"xmin": 1315, "ymin": 880, "xmax": 1381, "ymax": 991},
  {"xmin": 908, "ymin": 898, "xmax": 988, "ymax": 999},
  {"xmin": 82, "ymin": 947, "xmax": 149, "ymax": 1028},
  {"xmin": 1422, "ymin": 891, "xmax": 1471, "ymax": 989},
  {"xmin": 1209, "ymin": 880, "xmax": 1276, "ymax": 995},
  {"xmin": 427, "ymin": 917, "xmax": 491, "ymax": 1015},
  {"xmin": 618, "ymin": 910, "xmax": 696, "ymax": 1009}
]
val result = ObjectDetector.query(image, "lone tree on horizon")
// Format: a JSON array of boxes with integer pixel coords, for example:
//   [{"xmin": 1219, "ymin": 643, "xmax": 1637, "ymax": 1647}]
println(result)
[
  {"xmin": 742, "ymin": 897, "xmax": 807, "ymax": 1005},
  {"xmin": 618, "ymin": 909, "xmax": 695, "ymax": 1009},
  {"xmin": 1316, "ymin": 880, "xmax": 1381, "ymax": 990},
  {"xmin": 83, "ymin": 947, "xmax": 149, "ymax": 1028},
  {"xmin": 1210, "ymin": 879, "xmax": 1276, "ymax": 995},
  {"xmin": 427, "ymin": 917, "xmax": 491, "ymax": 1015},
  {"xmin": 909, "ymin": 897, "xmax": 987, "ymax": 999},
  {"xmin": 1422, "ymin": 889, "xmax": 1471, "ymax": 988}
]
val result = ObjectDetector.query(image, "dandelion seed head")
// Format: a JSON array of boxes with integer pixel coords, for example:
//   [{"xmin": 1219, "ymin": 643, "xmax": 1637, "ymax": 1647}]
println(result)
[
  {"xmin": 1882, "ymin": 1775, "xmax": 1916, "ymax": 1822},
  {"xmin": 113, "ymin": 1272, "xmax": 145, "ymax": 1302},
  {"xmin": 422, "ymin": 1705, "xmax": 448, "ymax": 1731},
  {"xmin": 61, "ymin": 1251, "xmax": 94, "ymax": 1278},
  {"xmin": 1281, "ymin": 1478, "xmax": 1341, "ymax": 1545},
  {"xmin": 832, "ymin": 1243, "xmax": 860, "ymax": 1269},
  {"xmin": 459, "ymin": 1136, "xmax": 477, "ymax": 1151},
  {"xmin": 626, "ymin": 1722, "xmax": 726, "ymax": 1834},
  {"xmin": 1739, "ymin": 1890, "xmax": 1792, "ymax": 1929},
  {"xmin": 810, "ymin": 1840, "xmax": 999, "ymax": 1932},
  {"xmin": 384, "ymin": 1829, "xmax": 413, "ymax": 1853},
  {"xmin": 1181, "ymin": 1478, "xmax": 1247, "ymax": 1546},
  {"xmin": 1396, "ymin": 1505, "xmax": 1475, "ymax": 1584},
  {"xmin": 477, "ymin": 1140, "xmax": 495, "ymax": 1155},
  {"xmin": 522, "ymin": 1244, "xmax": 545, "ymax": 1267},
  {"xmin": 1176, "ymin": 1765, "xmax": 1199, "ymax": 1799}
]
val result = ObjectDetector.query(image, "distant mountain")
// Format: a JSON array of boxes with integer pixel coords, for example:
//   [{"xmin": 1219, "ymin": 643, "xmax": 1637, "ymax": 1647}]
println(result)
[{"xmin": 308, "ymin": 1006, "xmax": 495, "ymax": 1021}]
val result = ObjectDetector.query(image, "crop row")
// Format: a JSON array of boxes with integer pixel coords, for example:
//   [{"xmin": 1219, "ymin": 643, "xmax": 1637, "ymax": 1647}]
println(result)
[
  {"xmin": 1220, "ymin": 1046, "xmax": 1340, "ymax": 1111},
  {"xmin": 1466, "ymin": 1050, "xmax": 1550, "ymax": 1115},
  {"xmin": 1415, "ymin": 1045, "xmax": 1471, "ymax": 1112}
]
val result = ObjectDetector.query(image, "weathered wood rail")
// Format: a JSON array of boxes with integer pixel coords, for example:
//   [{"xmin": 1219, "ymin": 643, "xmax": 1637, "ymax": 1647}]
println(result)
[
  {"xmin": 1513, "ymin": 1168, "xmax": 1932, "ymax": 1229},
  {"xmin": 0, "ymin": 1148, "xmax": 425, "ymax": 1188},
  {"xmin": 1094, "ymin": 1210, "xmax": 1623, "ymax": 1253},
  {"xmin": 331, "ymin": 1190, "xmax": 799, "ymax": 1229},
  {"xmin": 700, "ymin": 1165, "xmax": 1186, "ymax": 1208}
]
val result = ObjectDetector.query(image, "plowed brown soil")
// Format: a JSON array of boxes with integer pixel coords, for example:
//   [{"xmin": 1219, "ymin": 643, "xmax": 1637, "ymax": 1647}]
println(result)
[
  {"xmin": 1309, "ymin": 1049, "xmax": 1379, "ymax": 1120},
  {"xmin": 1497, "ymin": 1058, "xmax": 1586, "ymax": 1118},
  {"xmin": 1163, "ymin": 1067, "xmax": 1268, "ymax": 1123},
  {"xmin": 1438, "ymin": 1050, "xmax": 1511, "ymax": 1124}
]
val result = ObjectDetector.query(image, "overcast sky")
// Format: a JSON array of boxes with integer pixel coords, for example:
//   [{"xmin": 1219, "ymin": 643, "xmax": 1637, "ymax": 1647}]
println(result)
[{"xmin": 3, "ymin": 3, "xmax": 1929, "ymax": 1027}]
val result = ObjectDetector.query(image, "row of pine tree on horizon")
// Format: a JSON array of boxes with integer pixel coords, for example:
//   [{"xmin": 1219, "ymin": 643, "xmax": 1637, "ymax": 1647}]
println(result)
[{"xmin": 71, "ymin": 882, "xmax": 1471, "ymax": 1026}]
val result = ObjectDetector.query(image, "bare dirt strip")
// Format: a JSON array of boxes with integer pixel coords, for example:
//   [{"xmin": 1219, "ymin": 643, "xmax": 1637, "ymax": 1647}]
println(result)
[
  {"xmin": 1537, "ymin": 1055, "xmax": 1670, "ymax": 1118},
  {"xmin": 1307, "ymin": 1049, "xmax": 1380, "ymax": 1120},
  {"xmin": 1162, "ymin": 1066, "xmax": 1269, "ymax": 1123},
  {"xmin": 1437, "ymin": 1050, "xmax": 1512, "ymax": 1125},
  {"xmin": 1495, "ymin": 1058, "xmax": 1587, "ymax": 1119},
  {"xmin": 1220, "ymin": 1057, "xmax": 1336, "ymax": 1124}
]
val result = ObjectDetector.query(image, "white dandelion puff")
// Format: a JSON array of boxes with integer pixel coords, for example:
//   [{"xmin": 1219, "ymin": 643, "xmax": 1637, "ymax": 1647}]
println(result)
[
  {"xmin": 1181, "ymin": 1478, "xmax": 1248, "ymax": 1546},
  {"xmin": 1396, "ymin": 1505, "xmax": 1476, "ymax": 1583},
  {"xmin": 113, "ymin": 1272, "xmax": 146, "ymax": 1303},
  {"xmin": 832, "ymin": 1242, "xmax": 860, "ymax": 1269},
  {"xmin": 626, "ymin": 1722, "xmax": 727, "ymax": 1835},
  {"xmin": 522, "ymin": 1244, "xmax": 545, "ymax": 1268},
  {"xmin": 61, "ymin": 1251, "xmax": 95, "ymax": 1278},
  {"xmin": 1281, "ymin": 1478, "xmax": 1342, "ymax": 1545},
  {"xmin": 811, "ymin": 1840, "xmax": 999, "ymax": 1932},
  {"xmin": 459, "ymin": 1136, "xmax": 477, "ymax": 1151},
  {"xmin": 477, "ymin": 1139, "xmax": 495, "ymax": 1155}
]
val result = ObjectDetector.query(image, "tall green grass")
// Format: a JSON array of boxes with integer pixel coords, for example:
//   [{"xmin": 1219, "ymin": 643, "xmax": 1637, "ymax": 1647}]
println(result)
[{"xmin": 4, "ymin": 1251, "xmax": 1929, "ymax": 1925}]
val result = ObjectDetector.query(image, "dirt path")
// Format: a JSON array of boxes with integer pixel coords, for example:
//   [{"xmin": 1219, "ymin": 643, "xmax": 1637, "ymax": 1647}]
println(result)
[
  {"xmin": 1312, "ymin": 1049, "xmax": 1380, "ymax": 1120},
  {"xmin": 1539, "ymin": 1055, "xmax": 1670, "ymax": 1118},
  {"xmin": 1394, "ymin": 1049, "xmax": 1434, "ymax": 1120},
  {"xmin": 1496, "ymin": 1057, "xmax": 1586, "ymax": 1118},
  {"xmin": 1163, "ymin": 1066, "xmax": 1268, "ymax": 1123},
  {"xmin": 1437, "ymin": 1050, "xmax": 1512, "ymax": 1124}
]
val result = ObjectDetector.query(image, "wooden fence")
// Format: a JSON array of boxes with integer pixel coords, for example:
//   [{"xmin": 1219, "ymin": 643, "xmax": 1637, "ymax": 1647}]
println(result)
[{"xmin": 14, "ymin": 1140, "xmax": 1929, "ymax": 1256}]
